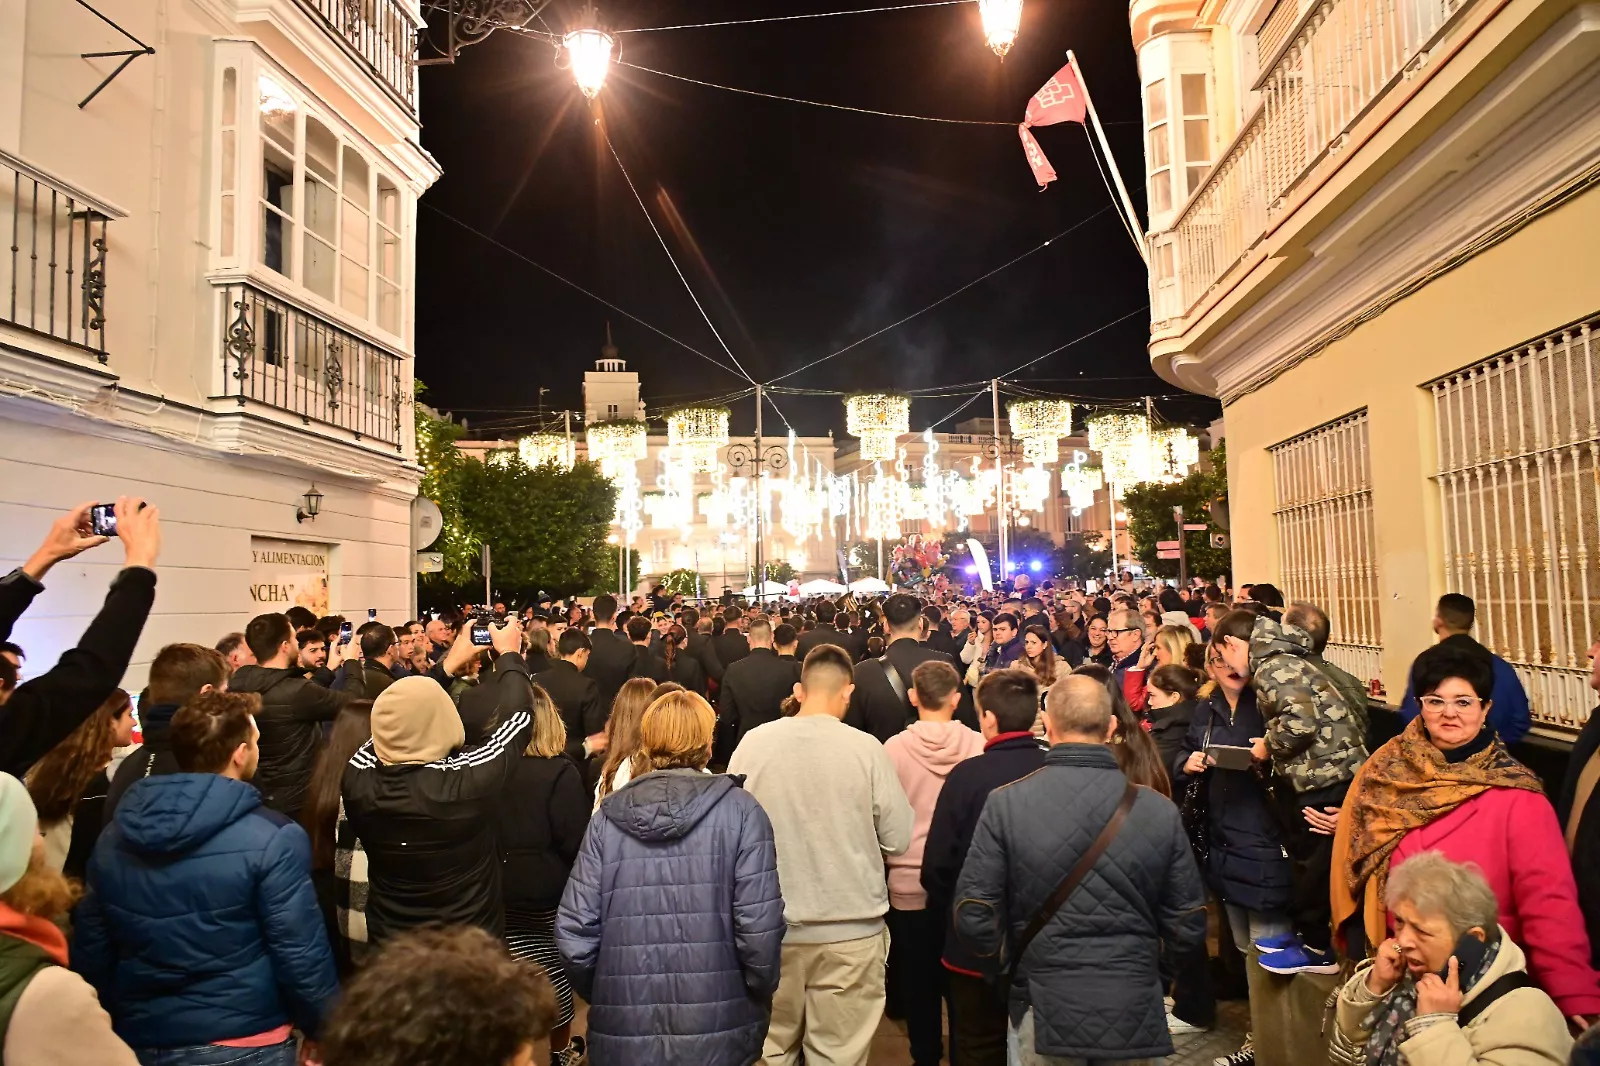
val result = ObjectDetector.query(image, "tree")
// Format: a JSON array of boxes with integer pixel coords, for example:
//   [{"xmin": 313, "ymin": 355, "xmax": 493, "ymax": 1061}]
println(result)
[
  {"xmin": 455, "ymin": 456, "xmax": 619, "ymax": 599},
  {"xmin": 1121, "ymin": 441, "xmax": 1231, "ymax": 580},
  {"xmin": 747, "ymin": 561, "xmax": 798, "ymax": 586},
  {"xmin": 416, "ymin": 386, "xmax": 479, "ymax": 590},
  {"xmin": 659, "ymin": 568, "xmax": 703, "ymax": 597},
  {"xmin": 590, "ymin": 545, "xmax": 642, "ymax": 598}
]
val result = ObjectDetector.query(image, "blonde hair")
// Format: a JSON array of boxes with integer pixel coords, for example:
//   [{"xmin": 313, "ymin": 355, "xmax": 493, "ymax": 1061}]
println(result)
[
  {"xmin": 1, "ymin": 851, "xmax": 79, "ymax": 920},
  {"xmin": 523, "ymin": 683, "xmax": 568, "ymax": 759},
  {"xmin": 634, "ymin": 691, "xmax": 716, "ymax": 775},
  {"xmin": 1153, "ymin": 625, "xmax": 1195, "ymax": 666}
]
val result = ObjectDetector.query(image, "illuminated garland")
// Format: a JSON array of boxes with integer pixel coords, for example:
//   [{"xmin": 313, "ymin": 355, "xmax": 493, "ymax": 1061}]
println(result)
[
  {"xmin": 1087, "ymin": 411, "xmax": 1153, "ymax": 487},
  {"xmin": 585, "ymin": 419, "xmax": 647, "ymax": 480},
  {"xmin": 845, "ymin": 393, "xmax": 910, "ymax": 463},
  {"xmin": 1008, "ymin": 399, "xmax": 1072, "ymax": 466},
  {"xmin": 1150, "ymin": 426, "xmax": 1200, "ymax": 482},
  {"xmin": 666, "ymin": 407, "xmax": 730, "ymax": 473},
  {"xmin": 518, "ymin": 432, "xmax": 575, "ymax": 471}
]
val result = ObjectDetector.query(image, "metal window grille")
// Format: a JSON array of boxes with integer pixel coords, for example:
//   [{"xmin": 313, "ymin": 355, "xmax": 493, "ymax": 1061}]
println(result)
[
  {"xmin": 1430, "ymin": 316, "xmax": 1600, "ymax": 733},
  {"xmin": 1270, "ymin": 410, "xmax": 1383, "ymax": 685}
]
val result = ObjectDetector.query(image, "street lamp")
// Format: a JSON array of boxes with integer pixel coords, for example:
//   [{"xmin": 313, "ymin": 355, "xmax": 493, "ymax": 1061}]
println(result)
[
  {"xmin": 563, "ymin": 6, "xmax": 616, "ymax": 98},
  {"xmin": 977, "ymin": 0, "xmax": 1023, "ymax": 57}
]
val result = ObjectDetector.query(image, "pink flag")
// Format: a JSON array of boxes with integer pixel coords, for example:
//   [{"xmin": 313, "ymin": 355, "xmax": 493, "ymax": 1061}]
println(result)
[{"xmin": 1020, "ymin": 62, "xmax": 1088, "ymax": 189}]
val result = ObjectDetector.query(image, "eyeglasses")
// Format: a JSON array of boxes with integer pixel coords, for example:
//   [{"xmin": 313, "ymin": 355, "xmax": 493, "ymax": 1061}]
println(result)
[
  {"xmin": 1107, "ymin": 628, "xmax": 1141, "ymax": 636},
  {"xmin": 1419, "ymin": 696, "xmax": 1484, "ymax": 713}
]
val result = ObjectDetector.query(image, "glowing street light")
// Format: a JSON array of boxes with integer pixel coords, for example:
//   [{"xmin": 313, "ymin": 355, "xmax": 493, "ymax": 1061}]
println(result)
[
  {"xmin": 563, "ymin": 9, "xmax": 615, "ymax": 99},
  {"xmin": 978, "ymin": 0, "xmax": 1023, "ymax": 58}
]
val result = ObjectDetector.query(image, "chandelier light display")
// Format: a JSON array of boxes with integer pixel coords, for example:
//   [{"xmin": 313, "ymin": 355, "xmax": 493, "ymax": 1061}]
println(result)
[
  {"xmin": 977, "ymin": 0, "xmax": 1024, "ymax": 57},
  {"xmin": 845, "ymin": 394, "xmax": 911, "ymax": 463},
  {"xmin": 1008, "ymin": 398, "xmax": 1073, "ymax": 465},
  {"xmin": 666, "ymin": 407, "xmax": 730, "ymax": 473},
  {"xmin": 1087, "ymin": 411, "xmax": 1153, "ymax": 489},
  {"xmin": 586, "ymin": 420, "xmax": 647, "ymax": 481},
  {"xmin": 518, "ymin": 433, "xmax": 575, "ymax": 471},
  {"xmin": 563, "ymin": 8, "xmax": 615, "ymax": 99},
  {"xmin": 1149, "ymin": 426, "xmax": 1200, "ymax": 482},
  {"xmin": 1060, "ymin": 456, "xmax": 1104, "ymax": 513}
]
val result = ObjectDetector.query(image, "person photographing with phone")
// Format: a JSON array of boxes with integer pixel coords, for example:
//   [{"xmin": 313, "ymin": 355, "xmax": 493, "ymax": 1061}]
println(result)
[{"xmin": 1331, "ymin": 851, "xmax": 1573, "ymax": 1066}]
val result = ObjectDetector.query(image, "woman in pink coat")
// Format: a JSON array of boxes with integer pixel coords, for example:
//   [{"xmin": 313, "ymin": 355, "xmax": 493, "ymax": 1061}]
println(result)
[{"xmin": 1334, "ymin": 642, "xmax": 1600, "ymax": 1024}]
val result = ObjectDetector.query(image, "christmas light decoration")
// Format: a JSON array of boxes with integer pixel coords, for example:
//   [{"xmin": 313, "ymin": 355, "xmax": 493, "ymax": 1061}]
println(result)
[
  {"xmin": 978, "ymin": 0, "xmax": 1023, "ymax": 57},
  {"xmin": 1087, "ymin": 411, "xmax": 1153, "ymax": 488},
  {"xmin": 845, "ymin": 394, "xmax": 910, "ymax": 463},
  {"xmin": 666, "ymin": 407, "xmax": 730, "ymax": 473},
  {"xmin": 585, "ymin": 419, "xmax": 647, "ymax": 480},
  {"xmin": 518, "ymin": 433, "xmax": 575, "ymax": 471},
  {"xmin": 1149, "ymin": 426, "xmax": 1200, "ymax": 481},
  {"xmin": 1008, "ymin": 398, "xmax": 1073, "ymax": 465}
]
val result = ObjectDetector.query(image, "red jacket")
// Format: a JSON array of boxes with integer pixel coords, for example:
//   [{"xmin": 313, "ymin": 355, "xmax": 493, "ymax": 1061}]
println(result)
[{"xmin": 1390, "ymin": 785, "xmax": 1600, "ymax": 1017}]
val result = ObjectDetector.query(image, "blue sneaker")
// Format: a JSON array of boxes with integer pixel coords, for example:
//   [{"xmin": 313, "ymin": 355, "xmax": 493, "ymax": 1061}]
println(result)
[
  {"xmin": 1257, "ymin": 942, "xmax": 1341, "ymax": 975},
  {"xmin": 1251, "ymin": 932, "xmax": 1299, "ymax": 953}
]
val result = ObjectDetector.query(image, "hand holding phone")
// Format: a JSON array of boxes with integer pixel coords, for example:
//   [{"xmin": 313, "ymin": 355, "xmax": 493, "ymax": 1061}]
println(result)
[
  {"xmin": 1416, "ymin": 955, "xmax": 1463, "ymax": 1016},
  {"xmin": 1204, "ymin": 744, "xmax": 1256, "ymax": 772},
  {"xmin": 338, "ymin": 621, "xmax": 353, "ymax": 646}
]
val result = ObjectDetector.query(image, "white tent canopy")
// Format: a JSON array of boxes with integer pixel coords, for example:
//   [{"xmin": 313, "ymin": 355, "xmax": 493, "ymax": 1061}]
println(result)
[
  {"xmin": 798, "ymin": 578, "xmax": 848, "ymax": 595},
  {"xmin": 848, "ymin": 577, "xmax": 892, "ymax": 593}
]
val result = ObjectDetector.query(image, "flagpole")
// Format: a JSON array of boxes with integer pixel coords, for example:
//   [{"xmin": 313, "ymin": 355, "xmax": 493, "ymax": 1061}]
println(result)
[{"xmin": 1066, "ymin": 50, "xmax": 1148, "ymax": 265}]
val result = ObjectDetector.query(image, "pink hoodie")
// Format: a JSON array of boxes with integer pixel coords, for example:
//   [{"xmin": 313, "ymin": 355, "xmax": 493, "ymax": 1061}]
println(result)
[{"xmin": 884, "ymin": 719, "xmax": 986, "ymax": 910}]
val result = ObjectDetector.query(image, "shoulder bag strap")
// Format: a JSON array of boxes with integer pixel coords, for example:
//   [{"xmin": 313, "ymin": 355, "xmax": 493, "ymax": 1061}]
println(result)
[
  {"xmin": 879, "ymin": 655, "xmax": 910, "ymax": 708},
  {"xmin": 1006, "ymin": 782, "xmax": 1140, "ymax": 986},
  {"xmin": 1455, "ymin": 971, "xmax": 1536, "ymax": 1028}
]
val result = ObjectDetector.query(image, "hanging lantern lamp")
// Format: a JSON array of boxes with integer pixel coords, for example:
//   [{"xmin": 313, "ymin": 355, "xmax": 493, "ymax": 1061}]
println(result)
[
  {"xmin": 978, "ymin": 0, "xmax": 1023, "ymax": 57},
  {"xmin": 666, "ymin": 407, "xmax": 731, "ymax": 473},
  {"xmin": 1087, "ymin": 411, "xmax": 1153, "ymax": 487},
  {"xmin": 845, "ymin": 393, "xmax": 911, "ymax": 463},
  {"xmin": 563, "ymin": 5, "xmax": 615, "ymax": 98},
  {"xmin": 518, "ymin": 432, "xmax": 576, "ymax": 471},
  {"xmin": 585, "ymin": 419, "xmax": 647, "ymax": 479},
  {"xmin": 1149, "ymin": 426, "xmax": 1200, "ymax": 481},
  {"xmin": 1008, "ymin": 398, "xmax": 1073, "ymax": 465}
]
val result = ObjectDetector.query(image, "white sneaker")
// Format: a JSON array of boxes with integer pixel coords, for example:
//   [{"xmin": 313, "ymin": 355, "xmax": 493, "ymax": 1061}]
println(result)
[{"xmin": 1167, "ymin": 1010, "xmax": 1208, "ymax": 1036}]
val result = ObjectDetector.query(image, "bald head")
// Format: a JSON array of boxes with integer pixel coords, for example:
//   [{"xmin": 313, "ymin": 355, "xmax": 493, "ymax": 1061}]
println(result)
[{"xmin": 1044, "ymin": 675, "xmax": 1114, "ymax": 741}]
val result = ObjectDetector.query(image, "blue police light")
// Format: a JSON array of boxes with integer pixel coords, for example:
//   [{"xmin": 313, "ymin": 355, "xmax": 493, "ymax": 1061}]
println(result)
[
  {"xmin": 1004, "ymin": 561, "xmax": 1017, "ymax": 572},
  {"xmin": 1029, "ymin": 560, "xmax": 1042, "ymax": 572},
  {"xmin": 964, "ymin": 565, "xmax": 979, "ymax": 575}
]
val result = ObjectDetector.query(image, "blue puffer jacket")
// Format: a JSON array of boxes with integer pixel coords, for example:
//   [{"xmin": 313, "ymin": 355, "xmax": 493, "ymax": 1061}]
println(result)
[
  {"xmin": 72, "ymin": 774, "xmax": 339, "ymax": 1047},
  {"xmin": 556, "ymin": 769, "xmax": 785, "ymax": 1066}
]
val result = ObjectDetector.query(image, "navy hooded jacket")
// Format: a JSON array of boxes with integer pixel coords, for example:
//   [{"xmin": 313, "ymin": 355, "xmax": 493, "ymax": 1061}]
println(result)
[
  {"xmin": 556, "ymin": 769, "xmax": 784, "ymax": 1065},
  {"xmin": 72, "ymin": 774, "xmax": 339, "ymax": 1047}
]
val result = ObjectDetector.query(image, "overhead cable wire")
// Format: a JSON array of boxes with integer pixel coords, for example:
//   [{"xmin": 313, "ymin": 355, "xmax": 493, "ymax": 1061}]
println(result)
[
  {"xmin": 1080, "ymin": 123, "xmax": 1142, "ymax": 251},
  {"xmin": 613, "ymin": 0, "xmax": 974, "ymax": 34},
  {"xmin": 419, "ymin": 201, "xmax": 746, "ymax": 381},
  {"xmin": 600, "ymin": 123, "xmax": 760, "ymax": 386},
  {"xmin": 619, "ymin": 61, "xmax": 1012, "ymax": 126},
  {"xmin": 765, "ymin": 207, "xmax": 1112, "ymax": 386},
  {"xmin": 925, "ymin": 389, "xmax": 991, "ymax": 430},
  {"xmin": 996, "ymin": 307, "xmax": 1149, "ymax": 379}
]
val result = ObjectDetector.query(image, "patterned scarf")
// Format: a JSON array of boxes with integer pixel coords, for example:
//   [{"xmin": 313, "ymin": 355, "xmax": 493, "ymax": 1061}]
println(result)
[
  {"xmin": 1363, "ymin": 938, "xmax": 1501, "ymax": 1066},
  {"xmin": 1345, "ymin": 717, "xmax": 1543, "ymax": 901}
]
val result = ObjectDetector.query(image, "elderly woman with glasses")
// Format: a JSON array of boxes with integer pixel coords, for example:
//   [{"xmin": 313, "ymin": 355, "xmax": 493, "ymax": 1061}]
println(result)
[
  {"xmin": 1331, "ymin": 851, "xmax": 1572, "ymax": 1066},
  {"xmin": 1333, "ymin": 643, "xmax": 1600, "ymax": 1025}
]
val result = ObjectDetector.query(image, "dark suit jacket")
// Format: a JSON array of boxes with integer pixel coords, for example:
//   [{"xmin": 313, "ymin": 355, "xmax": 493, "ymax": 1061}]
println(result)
[
  {"xmin": 719, "ymin": 647, "xmax": 800, "ymax": 742},
  {"xmin": 535, "ymin": 659, "xmax": 604, "ymax": 765},
  {"xmin": 629, "ymin": 643, "xmax": 669, "ymax": 683},
  {"xmin": 795, "ymin": 623, "xmax": 865, "ymax": 663},
  {"xmin": 845, "ymin": 637, "xmax": 957, "ymax": 743},
  {"xmin": 583, "ymin": 627, "xmax": 636, "ymax": 717},
  {"xmin": 924, "ymin": 628, "xmax": 961, "ymax": 658},
  {"xmin": 712, "ymin": 631, "xmax": 750, "ymax": 669},
  {"xmin": 685, "ymin": 632, "xmax": 724, "ymax": 683}
]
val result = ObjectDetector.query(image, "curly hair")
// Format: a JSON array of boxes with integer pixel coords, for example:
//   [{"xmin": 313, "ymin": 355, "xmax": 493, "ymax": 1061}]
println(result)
[
  {"xmin": 319, "ymin": 926, "xmax": 555, "ymax": 1066},
  {"xmin": 26, "ymin": 689, "xmax": 128, "ymax": 823}
]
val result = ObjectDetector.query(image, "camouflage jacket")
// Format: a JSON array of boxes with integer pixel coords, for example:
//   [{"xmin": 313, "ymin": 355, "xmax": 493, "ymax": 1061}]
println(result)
[{"xmin": 1249, "ymin": 615, "xmax": 1369, "ymax": 794}]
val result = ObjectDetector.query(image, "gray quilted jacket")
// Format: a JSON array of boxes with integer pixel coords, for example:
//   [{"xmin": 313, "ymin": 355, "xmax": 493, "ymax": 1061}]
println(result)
[{"xmin": 953, "ymin": 744, "xmax": 1207, "ymax": 1060}]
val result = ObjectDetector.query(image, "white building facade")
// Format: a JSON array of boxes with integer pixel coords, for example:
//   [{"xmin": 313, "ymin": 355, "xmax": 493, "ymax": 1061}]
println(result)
[{"xmin": 0, "ymin": 0, "xmax": 439, "ymax": 686}]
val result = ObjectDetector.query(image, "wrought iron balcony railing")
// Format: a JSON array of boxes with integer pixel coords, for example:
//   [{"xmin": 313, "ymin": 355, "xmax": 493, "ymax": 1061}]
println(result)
[
  {"xmin": 1151, "ymin": 0, "xmax": 1467, "ymax": 323},
  {"xmin": 1, "ymin": 149, "xmax": 119, "ymax": 359},
  {"xmin": 299, "ymin": 0, "xmax": 420, "ymax": 116},
  {"xmin": 216, "ymin": 281, "xmax": 405, "ymax": 450}
]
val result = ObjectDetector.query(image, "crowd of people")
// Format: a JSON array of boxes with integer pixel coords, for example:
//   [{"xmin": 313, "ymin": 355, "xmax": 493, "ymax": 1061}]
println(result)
[{"xmin": 0, "ymin": 500, "xmax": 1598, "ymax": 1066}]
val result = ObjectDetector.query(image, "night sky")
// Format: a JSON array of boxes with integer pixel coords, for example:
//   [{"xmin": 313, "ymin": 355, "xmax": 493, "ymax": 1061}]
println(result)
[{"xmin": 413, "ymin": 0, "xmax": 1219, "ymax": 438}]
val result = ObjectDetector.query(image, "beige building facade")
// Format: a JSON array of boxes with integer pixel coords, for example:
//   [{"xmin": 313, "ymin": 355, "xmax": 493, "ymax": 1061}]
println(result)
[{"xmin": 1132, "ymin": 0, "xmax": 1600, "ymax": 732}]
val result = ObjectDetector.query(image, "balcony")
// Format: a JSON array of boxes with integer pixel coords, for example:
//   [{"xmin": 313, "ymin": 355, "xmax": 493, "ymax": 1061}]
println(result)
[
  {"xmin": 295, "ymin": 0, "xmax": 420, "ymax": 117},
  {"xmin": 1150, "ymin": 0, "xmax": 1468, "ymax": 323},
  {"xmin": 215, "ymin": 281, "xmax": 405, "ymax": 450},
  {"xmin": 0, "ymin": 149, "xmax": 122, "ymax": 360}
]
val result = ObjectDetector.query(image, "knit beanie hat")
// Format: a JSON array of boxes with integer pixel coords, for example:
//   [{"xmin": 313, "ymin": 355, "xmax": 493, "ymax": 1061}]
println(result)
[
  {"xmin": 0, "ymin": 774, "xmax": 38, "ymax": 895},
  {"xmin": 371, "ymin": 677, "xmax": 466, "ymax": 765}
]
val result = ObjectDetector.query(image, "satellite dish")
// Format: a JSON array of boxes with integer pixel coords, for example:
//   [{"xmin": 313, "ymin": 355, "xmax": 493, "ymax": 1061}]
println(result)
[{"xmin": 412, "ymin": 497, "xmax": 444, "ymax": 551}]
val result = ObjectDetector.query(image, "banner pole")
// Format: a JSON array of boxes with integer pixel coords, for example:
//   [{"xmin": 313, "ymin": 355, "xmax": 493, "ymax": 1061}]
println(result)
[{"xmin": 1067, "ymin": 49, "xmax": 1148, "ymax": 264}]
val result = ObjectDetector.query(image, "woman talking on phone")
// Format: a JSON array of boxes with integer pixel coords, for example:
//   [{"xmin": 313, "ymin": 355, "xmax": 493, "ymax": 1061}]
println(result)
[{"xmin": 1332, "ymin": 642, "xmax": 1600, "ymax": 1026}]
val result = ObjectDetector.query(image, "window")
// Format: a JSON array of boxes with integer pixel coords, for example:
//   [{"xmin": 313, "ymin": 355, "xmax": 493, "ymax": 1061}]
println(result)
[
  {"xmin": 1430, "ymin": 316, "xmax": 1600, "ymax": 732},
  {"xmin": 607, "ymin": 403, "xmax": 619, "ymax": 419},
  {"xmin": 1269, "ymin": 411, "xmax": 1382, "ymax": 686},
  {"xmin": 1145, "ymin": 78, "xmax": 1171, "ymax": 214},
  {"xmin": 229, "ymin": 64, "xmax": 406, "ymax": 337},
  {"xmin": 1180, "ymin": 73, "xmax": 1211, "ymax": 196},
  {"xmin": 652, "ymin": 538, "xmax": 669, "ymax": 565}
]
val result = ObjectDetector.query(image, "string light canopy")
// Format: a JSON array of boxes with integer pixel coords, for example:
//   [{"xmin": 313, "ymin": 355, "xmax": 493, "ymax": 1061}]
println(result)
[
  {"xmin": 1087, "ymin": 411, "xmax": 1153, "ymax": 488},
  {"xmin": 586, "ymin": 419, "xmax": 647, "ymax": 479},
  {"xmin": 1060, "ymin": 461, "xmax": 1104, "ymax": 512},
  {"xmin": 563, "ymin": 5, "xmax": 616, "ymax": 98},
  {"xmin": 518, "ymin": 432, "xmax": 575, "ymax": 471},
  {"xmin": 845, "ymin": 393, "xmax": 911, "ymax": 463},
  {"xmin": 1008, "ymin": 398, "xmax": 1073, "ymax": 465},
  {"xmin": 977, "ymin": 0, "xmax": 1024, "ymax": 57},
  {"xmin": 666, "ymin": 407, "xmax": 731, "ymax": 473}
]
